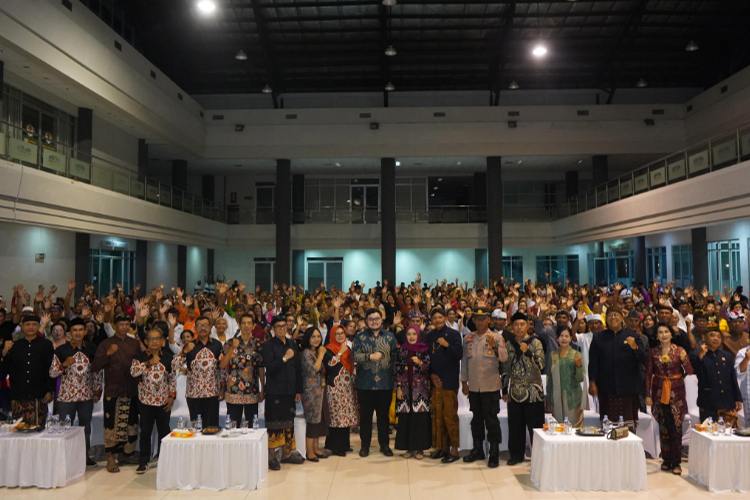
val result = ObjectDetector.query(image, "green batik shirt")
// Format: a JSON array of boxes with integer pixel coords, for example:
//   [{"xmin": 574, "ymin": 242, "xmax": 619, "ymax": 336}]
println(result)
[{"xmin": 352, "ymin": 328, "xmax": 399, "ymax": 390}]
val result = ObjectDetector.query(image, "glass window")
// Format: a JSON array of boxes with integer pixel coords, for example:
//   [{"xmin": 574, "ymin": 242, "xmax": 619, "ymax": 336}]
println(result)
[
  {"xmin": 647, "ymin": 247, "xmax": 667, "ymax": 284},
  {"xmin": 708, "ymin": 240, "xmax": 740, "ymax": 291},
  {"xmin": 307, "ymin": 258, "xmax": 343, "ymax": 291},
  {"xmin": 502, "ymin": 256, "xmax": 523, "ymax": 284},
  {"xmin": 536, "ymin": 255, "xmax": 580, "ymax": 284},
  {"xmin": 254, "ymin": 260, "xmax": 275, "ymax": 293}
]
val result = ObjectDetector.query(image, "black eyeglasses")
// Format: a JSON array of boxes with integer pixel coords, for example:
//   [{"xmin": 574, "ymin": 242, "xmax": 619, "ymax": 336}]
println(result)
[{"xmin": 147, "ymin": 337, "xmax": 162, "ymax": 342}]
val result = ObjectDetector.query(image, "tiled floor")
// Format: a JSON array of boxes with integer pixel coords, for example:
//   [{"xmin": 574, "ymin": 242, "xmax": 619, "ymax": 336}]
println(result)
[{"xmin": 3, "ymin": 438, "xmax": 750, "ymax": 500}]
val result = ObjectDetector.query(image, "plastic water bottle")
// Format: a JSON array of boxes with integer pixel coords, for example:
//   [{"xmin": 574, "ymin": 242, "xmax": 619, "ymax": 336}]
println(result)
[
  {"xmin": 253, "ymin": 414, "xmax": 260, "ymax": 431},
  {"xmin": 618, "ymin": 415, "xmax": 625, "ymax": 428},
  {"xmin": 602, "ymin": 415, "xmax": 611, "ymax": 433},
  {"xmin": 178, "ymin": 415, "xmax": 185, "ymax": 430},
  {"xmin": 717, "ymin": 417, "xmax": 725, "ymax": 435},
  {"xmin": 548, "ymin": 416, "xmax": 558, "ymax": 435},
  {"xmin": 45, "ymin": 412, "xmax": 53, "ymax": 433},
  {"xmin": 708, "ymin": 416, "xmax": 714, "ymax": 434},
  {"xmin": 241, "ymin": 417, "xmax": 247, "ymax": 434},
  {"xmin": 63, "ymin": 415, "xmax": 71, "ymax": 432},
  {"xmin": 52, "ymin": 414, "xmax": 60, "ymax": 433},
  {"xmin": 563, "ymin": 416, "xmax": 572, "ymax": 435},
  {"xmin": 195, "ymin": 415, "xmax": 202, "ymax": 433},
  {"xmin": 225, "ymin": 416, "xmax": 232, "ymax": 433}
]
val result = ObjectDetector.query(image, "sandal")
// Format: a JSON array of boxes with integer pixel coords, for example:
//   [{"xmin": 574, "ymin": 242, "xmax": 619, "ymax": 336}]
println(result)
[
  {"xmin": 672, "ymin": 466, "xmax": 682, "ymax": 475},
  {"xmin": 415, "ymin": 452, "xmax": 424, "ymax": 460},
  {"xmin": 106, "ymin": 461, "xmax": 120, "ymax": 473},
  {"xmin": 401, "ymin": 452, "xmax": 413, "ymax": 459},
  {"xmin": 661, "ymin": 462, "xmax": 671, "ymax": 471}
]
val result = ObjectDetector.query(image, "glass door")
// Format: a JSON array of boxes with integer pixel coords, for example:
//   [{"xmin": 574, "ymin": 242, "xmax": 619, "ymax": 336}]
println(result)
[
  {"xmin": 254, "ymin": 259, "xmax": 276, "ymax": 293},
  {"xmin": 307, "ymin": 258, "xmax": 343, "ymax": 291},
  {"xmin": 350, "ymin": 183, "xmax": 379, "ymax": 224},
  {"xmin": 708, "ymin": 240, "xmax": 741, "ymax": 292}
]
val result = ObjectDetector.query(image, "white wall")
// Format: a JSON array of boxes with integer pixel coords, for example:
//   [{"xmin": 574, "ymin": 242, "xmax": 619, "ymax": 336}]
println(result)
[
  {"xmin": 213, "ymin": 249, "xmax": 275, "ymax": 288},
  {"xmin": 147, "ymin": 241, "xmax": 177, "ymax": 290},
  {"xmin": 0, "ymin": 221, "xmax": 75, "ymax": 299},
  {"xmin": 92, "ymin": 115, "xmax": 138, "ymax": 172},
  {"xmin": 396, "ymin": 249, "xmax": 475, "ymax": 286}
]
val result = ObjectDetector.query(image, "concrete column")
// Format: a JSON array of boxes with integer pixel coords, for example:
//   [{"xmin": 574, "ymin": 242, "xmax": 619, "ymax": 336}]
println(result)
[
  {"xmin": 172, "ymin": 160, "xmax": 187, "ymax": 192},
  {"xmin": 0, "ymin": 61, "xmax": 4, "ymax": 118},
  {"xmin": 207, "ymin": 249, "xmax": 215, "ymax": 284},
  {"xmin": 202, "ymin": 175, "xmax": 215, "ymax": 202},
  {"xmin": 292, "ymin": 250, "xmax": 305, "ymax": 288},
  {"xmin": 595, "ymin": 242, "xmax": 605, "ymax": 258},
  {"xmin": 74, "ymin": 233, "xmax": 90, "ymax": 299},
  {"xmin": 275, "ymin": 159, "xmax": 292, "ymax": 286},
  {"xmin": 565, "ymin": 170, "xmax": 579, "ymax": 200},
  {"xmin": 292, "ymin": 174, "xmax": 305, "ymax": 224},
  {"xmin": 137, "ymin": 139, "xmax": 149, "ymax": 178},
  {"xmin": 634, "ymin": 236, "xmax": 647, "ymax": 285},
  {"xmin": 177, "ymin": 245, "xmax": 187, "ymax": 290},
  {"xmin": 475, "ymin": 249, "xmax": 488, "ymax": 286},
  {"xmin": 381, "ymin": 158, "xmax": 396, "ymax": 284},
  {"xmin": 692, "ymin": 227, "xmax": 708, "ymax": 290},
  {"xmin": 136, "ymin": 240, "xmax": 147, "ymax": 290},
  {"xmin": 487, "ymin": 156, "xmax": 503, "ymax": 281},
  {"xmin": 77, "ymin": 108, "xmax": 93, "ymax": 163},
  {"xmin": 592, "ymin": 155, "xmax": 608, "ymax": 186}
]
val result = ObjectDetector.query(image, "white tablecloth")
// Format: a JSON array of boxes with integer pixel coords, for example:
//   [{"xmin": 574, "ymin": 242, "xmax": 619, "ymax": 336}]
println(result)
[
  {"xmin": 0, "ymin": 427, "xmax": 85, "ymax": 488},
  {"xmin": 530, "ymin": 429, "xmax": 647, "ymax": 491},
  {"xmin": 156, "ymin": 429, "xmax": 268, "ymax": 491},
  {"xmin": 689, "ymin": 429, "xmax": 750, "ymax": 492}
]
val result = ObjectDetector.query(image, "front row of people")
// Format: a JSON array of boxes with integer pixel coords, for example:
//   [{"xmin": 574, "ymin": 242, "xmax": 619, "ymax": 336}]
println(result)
[{"xmin": 1, "ymin": 307, "xmax": 745, "ymax": 476}]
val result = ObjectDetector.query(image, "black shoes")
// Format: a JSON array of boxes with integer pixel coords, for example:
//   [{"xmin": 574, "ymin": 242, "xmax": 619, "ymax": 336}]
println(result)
[
  {"xmin": 86, "ymin": 456, "xmax": 98, "ymax": 468},
  {"xmin": 135, "ymin": 463, "xmax": 149, "ymax": 474},
  {"xmin": 359, "ymin": 447, "xmax": 370, "ymax": 457},
  {"xmin": 268, "ymin": 459, "xmax": 281, "ymax": 471},
  {"xmin": 280, "ymin": 452, "xmax": 306, "ymax": 465},
  {"xmin": 332, "ymin": 450, "xmax": 347, "ymax": 457},
  {"xmin": 441, "ymin": 454, "xmax": 460, "ymax": 464},
  {"xmin": 380, "ymin": 446, "xmax": 394, "ymax": 457},
  {"xmin": 487, "ymin": 442, "xmax": 500, "ymax": 469},
  {"xmin": 463, "ymin": 447, "xmax": 486, "ymax": 463},
  {"xmin": 430, "ymin": 449, "xmax": 446, "ymax": 460},
  {"xmin": 506, "ymin": 458, "xmax": 523, "ymax": 466},
  {"xmin": 306, "ymin": 456, "xmax": 320, "ymax": 463}
]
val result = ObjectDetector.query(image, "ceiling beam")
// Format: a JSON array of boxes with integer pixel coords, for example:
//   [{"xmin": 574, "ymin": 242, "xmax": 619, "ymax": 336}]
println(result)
[
  {"xmin": 247, "ymin": 0, "xmax": 282, "ymax": 107},
  {"xmin": 489, "ymin": 0, "xmax": 516, "ymax": 105},
  {"xmin": 597, "ymin": 0, "xmax": 649, "ymax": 99}
]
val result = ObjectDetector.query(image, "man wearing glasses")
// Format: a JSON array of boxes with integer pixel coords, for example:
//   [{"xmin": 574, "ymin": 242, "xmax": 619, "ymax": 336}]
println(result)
[
  {"xmin": 262, "ymin": 315, "xmax": 304, "ymax": 470},
  {"xmin": 352, "ymin": 308, "xmax": 399, "ymax": 457},
  {"xmin": 177, "ymin": 316, "xmax": 223, "ymax": 428}
]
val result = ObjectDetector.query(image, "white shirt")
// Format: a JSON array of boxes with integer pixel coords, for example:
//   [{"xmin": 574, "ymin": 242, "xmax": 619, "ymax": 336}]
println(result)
[{"xmin": 735, "ymin": 346, "xmax": 750, "ymax": 427}]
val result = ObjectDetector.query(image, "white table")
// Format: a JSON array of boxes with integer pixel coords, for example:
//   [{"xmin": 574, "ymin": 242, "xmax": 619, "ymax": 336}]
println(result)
[
  {"xmin": 689, "ymin": 429, "xmax": 750, "ymax": 492},
  {"xmin": 0, "ymin": 427, "xmax": 85, "ymax": 488},
  {"xmin": 530, "ymin": 429, "xmax": 647, "ymax": 491},
  {"xmin": 156, "ymin": 429, "xmax": 268, "ymax": 491}
]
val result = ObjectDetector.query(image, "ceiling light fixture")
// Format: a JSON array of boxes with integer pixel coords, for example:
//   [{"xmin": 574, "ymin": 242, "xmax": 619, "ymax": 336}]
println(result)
[
  {"xmin": 457, "ymin": 161, "xmax": 462, "ymax": 166},
  {"xmin": 532, "ymin": 43, "xmax": 547, "ymax": 58},
  {"xmin": 396, "ymin": 161, "xmax": 401, "ymax": 166},
  {"xmin": 438, "ymin": 178, "xmax": 443, "ymax": 181},
  {"xmin": 385, "ymin": 45, "xmax": 397, "ymax": 56},
  {"xmin": 235, "ymin": 50, "xmax": 247, "ymax": 60},
  {"xmin": 517, "ymin": 160, "xmax": 523, "ymax": 164},
  {"xmin": 335, "ymin": 162, "xmax": 341, "ymax": 167},
  {"xmin": 197, "ymin": 0, "xmax": 216, "ymax": 14},
  {"xmin": 509, "ymin": 80, "xmax": 519, "ymax": 90},
  {"xmin": 385, "ymin": 81, "xmax": 395, "ymax": 91},
  {"xmin": 685, "ymin": 40, "xmax": 699, "ymax": 52},
  {"xmin": 262, "ymin": 84, "xmax": 273, "ymax": 94},
  {"xmin": 382, "ymin": 0, "xmax": 397, "ymax": 5},
  {"xmin": 636, "ymin": 78, "xmax": 648, "ymax": 88}
]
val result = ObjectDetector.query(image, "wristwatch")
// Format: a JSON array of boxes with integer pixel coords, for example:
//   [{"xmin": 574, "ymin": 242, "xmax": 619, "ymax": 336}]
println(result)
[{"xmin": 282, "ymin": 356, "xmax": 287, "ymax": 363}]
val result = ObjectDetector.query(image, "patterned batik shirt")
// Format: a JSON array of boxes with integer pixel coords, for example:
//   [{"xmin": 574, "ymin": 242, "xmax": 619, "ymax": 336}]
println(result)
[
  {"xmin": 223, "ymin": 335, "xmax": 263, "ymax": 405},
  {"xmin": 503, "ymin": 334, "xmax": 545, "ymax": 403},
  {"xmin": 130, "ymin": 350, "xmax": 177, "ymax": 407},
  {"xmin": 352, "ymin": 328, "xmax": 399, "ymax": 390},
  {"xmin": 49, "ymin": 341, "xmax": 103, "ymax": 402},
  {"xmin": 176, "ymin": 338, "xmax": 224, "ymax": 399}
]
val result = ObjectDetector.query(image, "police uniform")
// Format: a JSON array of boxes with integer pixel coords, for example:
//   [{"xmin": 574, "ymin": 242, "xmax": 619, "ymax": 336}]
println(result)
[{"xmin": 461, "ymin": 307, "xmax": 508, "ymax": 464}]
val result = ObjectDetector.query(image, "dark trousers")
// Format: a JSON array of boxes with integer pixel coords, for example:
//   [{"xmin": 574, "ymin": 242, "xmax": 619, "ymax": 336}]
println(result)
[
  {"xmin": 187, "ymin": 397, "xmax": 220, "ymax": 428},
  {"xmin": 357, "ymin": 389, "xmax": 392, "ymax": 449},
  {"xmin": 468, "ymin": 391, "xmax": 502, "ymax": 447},
  {"xmin": 138, "ymin": 401, "xmax": 171, "ymax": 465},
  {"xmin": 507, "ymin": 400, "xmax": 545, "ymax": 461},
  {"xmin": 57, "ymin": 400, "xmax": 94, "ymax": 453},
  {"xmin": 226, "ymin": 402, "xmax": 259, "ymax": 425}
]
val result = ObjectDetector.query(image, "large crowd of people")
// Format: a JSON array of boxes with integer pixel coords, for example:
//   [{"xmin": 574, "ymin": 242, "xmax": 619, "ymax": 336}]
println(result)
[{"xmin": 1, "ymin": 276, "xmax": 747, "ymax": 476}]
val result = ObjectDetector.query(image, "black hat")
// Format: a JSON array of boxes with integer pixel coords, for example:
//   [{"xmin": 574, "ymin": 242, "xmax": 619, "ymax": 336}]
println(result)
[
  {"xmin": 472, "ymin": 306, "xmax": 490, "ymax": 317},
  {"xmin": 510, "ymin": 311, "xmax": 528, "ymax": 323},
  {"xmin": 113, "ymin": 313, "xmax": 131, "ymax": 324},
  {"xmin": 69, "ymin": 318, "xmax": 86, "ymax": 328},
  {"xmin": 429, "ymin": 307, "xmax": 446, "ymax": 318},
  {"xmin": 21, "ymin": 314, "xmax": 41, "ymax": 324}
]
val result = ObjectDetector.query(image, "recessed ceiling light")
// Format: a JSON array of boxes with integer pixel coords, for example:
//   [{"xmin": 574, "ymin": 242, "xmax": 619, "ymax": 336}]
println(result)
[
  {"xmin": 438, "ymin": 178, "xmax": 443, "ymax": 182},
  {"xmin": 532, "ymin": 44, "xmax": 548, "ymax": 58},
  {"xmin": 385, "ymin": 82, "xmax": 395, "ymax": 91},
  {"xmin": 457, "ymin": 161, "xmax": 462, "ymax": 166},
  {"xmin": 197, "ymin": 0, "xmax": 216, "ymax": 14},
  {"xmin": 385, "ymin": 45, "xmax": 397, "ymax": 57},
  {"xmin": 509, "ymin": 80, "xmax": 519, "ymax": 90},
  {"xmin": 517, "ymin": 160, "xmax": 523, "ymax": 164},
  {"xmin": 433, "ymin": 186, "xmax": 438, "ymax": 190},
  {"xmin": 262, "ymin": 84, "xmax": 273, "ymax": 94},
  {"xmin": 686, "ymin": 40, "xmax": 699, "ymax": 52},
  {"xmin": 430, "ymin": 193, "xmax": 435, "ymax": 197},
  {"xmin": 235, "ymin": 50, "xmax": 247, "ymax": 60},
  {"xmin": 578, "ymin": 160, "xmax": 583, "ymax": 164},
  {"xmin": 382, "ymin": 0, "xmax": 397, "ymax": 5},
  {"xmin": 636, "ymin": 78, "xmax": 648, "ymax": 88},
  {"xmin": 335, "ymin": 162, "xmax": 341, "ymax": 167}
]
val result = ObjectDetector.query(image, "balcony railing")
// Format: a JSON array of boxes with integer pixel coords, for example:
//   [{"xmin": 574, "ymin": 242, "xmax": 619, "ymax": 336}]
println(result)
[
  {"xmin": 560, "ymin": 121, "xmax": 750, "ymax": 217},
  {"xmin": 0, "ymin": 120, "xmax": 226, "ymax": 222}
]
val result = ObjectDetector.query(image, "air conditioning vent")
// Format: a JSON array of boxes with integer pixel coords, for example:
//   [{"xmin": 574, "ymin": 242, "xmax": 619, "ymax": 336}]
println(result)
[
  {"xmin": 212, "ymin": 115, "xmax": 225, "ymax": 121},
  {"xmin": 508, "ymin": 111, "xmax": 520, "ymax": 117},
  {"xmin": 577, "ymin": 110, "xmax": 589, "ymax": 116},
  {"xmin": 286, "ymin": 114, "xmax": 298, "ymax": 120}
]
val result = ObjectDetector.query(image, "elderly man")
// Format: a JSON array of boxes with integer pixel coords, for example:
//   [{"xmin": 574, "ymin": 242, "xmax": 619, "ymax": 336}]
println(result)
[
  {"xmin": 588, "ymin": 308, "xmax": 647, "ymax": 432},
  {"xmin": 724, "ymin": 311, "xmax": 749, "ymax": 356}
]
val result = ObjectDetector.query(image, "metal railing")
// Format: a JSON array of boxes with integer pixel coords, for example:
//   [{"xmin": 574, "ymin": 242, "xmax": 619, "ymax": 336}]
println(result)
[
  {"xmin": 0, "ymin": 120, "xmax": 226, "ymax": 222},
  {"xmin": 560, "ymin": 121, "xmax": 750, "ymax": 217}
]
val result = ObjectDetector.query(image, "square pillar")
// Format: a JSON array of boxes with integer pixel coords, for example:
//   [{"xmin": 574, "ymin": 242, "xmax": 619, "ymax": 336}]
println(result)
[
  {"xmin": 487, "ymin": 156, "xmax": 503, "ymax": 281},
  {"xmin": 692, "ymin": 227, "xmax": 708, "ymax": 290},
  {"xmin": 381, "ymin": 158, "xmax": 396, "ymax": 284},
  {"xmin": 275, "ymin": 159, "xmax": 292, "ymax": 286}
]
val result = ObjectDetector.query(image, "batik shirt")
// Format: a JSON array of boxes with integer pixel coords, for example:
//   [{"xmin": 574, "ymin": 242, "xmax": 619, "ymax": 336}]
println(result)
[
  {"xmin": 175, "ymin": 338, "xmax": 224, "ymax": 398},
  {"xmin": 223, "ymin": 335, "xmax": 263, "ymax": 405},
  {"xmin": 49, "ymin": 341, "xmax": 103, "ymax": 402},
  {"xmin": 352, "ymin": 328, "xmax": 399, "ymax": 390},
  {"xmin": 130, "ymin": 350, "xmax": 177, "ymax": 407},
  {"xmin": 503, "ymin": 334, "xmax": 545, "ymax": 403}
]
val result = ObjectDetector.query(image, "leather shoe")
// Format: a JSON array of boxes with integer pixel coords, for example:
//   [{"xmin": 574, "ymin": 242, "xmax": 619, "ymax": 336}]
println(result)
[
  {"xmin": 332, "ymin": 450, "xmax": 347, "ymax": 457},
  {"xmin": 268, "ymin": 459, "xmax": 281, "ymax": 471},
  {"xmin": 506, "ymin": 458, "xmax": 523, "ymax": 466},
  {"xmin": 429, "ymin": 449, "xmax": 446, "ymax": 460},
  {"xmin": 441, "ymin": 454, "xmax": 460, "ymax": 464},
  {"xmin": 359, "ymin": 447, "xmax": 370, "ymax": 457},
  {"xmin": 463, "ymin": 448, "xmax": 485, "ymax": 463},
  {"xmin": 281, "ymin": 452, "xmax": 306, "ymax": 465},
  {"xmin": 380, "ymin": 446, "xmax": 394, "ymax": 457},
  {"xmin": 306, "ymin": 456, "xmax": 319, "ymax": 463}
]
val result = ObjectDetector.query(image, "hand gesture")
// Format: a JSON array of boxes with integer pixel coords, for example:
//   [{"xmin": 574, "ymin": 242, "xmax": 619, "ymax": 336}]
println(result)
[
  {"xmin": 96, "ymin": 311, "xmax": 104, "ymax": 324},
  {"xmin": 284, "ymin": 348, "xmax": 295, "ymax": 360},
  {"xmin": 106, "ymin": 344, "xmax": 118, "ymax": 356},
  {"xmin": 393, "ymin": 310, "xmax": 402, "ymax": 324},
  {"xmin": 338, "ymin": 343, "xmax": 348, "ymax": 356},
  {"xmin": 168, "ymin": 313, "xmax": 178, "ymax": 328},
  {"xmin": 318, "ymin": 345, "xmax": 327, "ymax": 359},
  {"xmin": 138, "ymin": 302, "xmax": 149, "ymax": 320},
  {"xmin": 626, "ymin": 336, "xmax": 637, "ymax": 350},
  {"xmin": 699, "ymin": 343, "xmax": 708, "ymax": 359},
  {"xmin": 411, "ymin": 356, "xmax": 420, "ymax": 365},
  {"xmin": 62, "ymin": 356, "xmax": 75, "ymax": 367},
  {"xmin": 397, "ymin": 388, "xmax": 403, "ymax": 400},
  {"xmin": 40, "ymin": 312, "xmax": 51, "ymax": 328},
  {"xmin": 231, "ymin": 338, "xmax": 240, "ymax": 350},
  {"xmin": 149, "ymin": 354, "xmax": 161, "ymax": 366},
  {"xmin": 183, "ymin": 342, "xmax": 195, "ymax": 354},
  {"xmin": 437, "ymin": 336, "xmax": 449, "ymax": 348},
  {"xmin": 176, "ymin": 287, "xmax": 184, "ymax": 299},
  {"xmin": 370, "ymin": 351, "xmax": 383, "ymax": 361},
  {"xmin": 160, "ymin": 302, "xmax": 170, "ymax": 316},
  {"xmin": 486, "ymin": 335, "xmax": 496, "ymax": 348},
  {"xmin": 68, "ymin": 279, "xmax": 76, "ymax": 292},
  {"xmin": 574, "ymin": 354, "xmax": 583, "ymax": 367},
  {"xmin": 519, "ymin": 342, "xmax": 528, "ymax": 353},
  {"xmin": 35, "ymin": 285, "xmax": 44, "ymax": 303},
  {"xmin": 2, "ymin": 340, "xmax": 13, "ymax": 356},
  {"xmin": 185, "ymin": 296, "xmax": 194, "ymax": 308}
]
